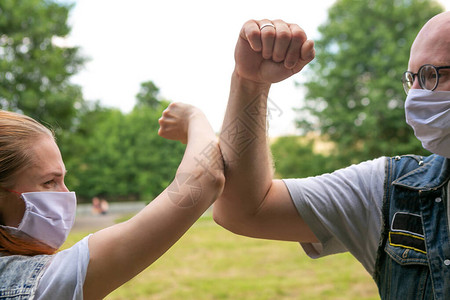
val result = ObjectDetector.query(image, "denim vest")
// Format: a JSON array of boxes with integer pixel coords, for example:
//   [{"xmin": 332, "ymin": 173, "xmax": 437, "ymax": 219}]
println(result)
[
  {"xmin": 374, "ymin": 154, "xmax": 450, "ymax": 299},
  {"xmin": 0, "ymin": 254, "xmax": 52, "ymax": 299}
]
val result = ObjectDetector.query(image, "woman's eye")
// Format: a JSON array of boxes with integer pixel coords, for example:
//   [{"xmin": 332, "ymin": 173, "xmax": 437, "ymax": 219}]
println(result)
[{"xmin": 43, "ymin": 180, "xmax": 56, "ymax": 187}]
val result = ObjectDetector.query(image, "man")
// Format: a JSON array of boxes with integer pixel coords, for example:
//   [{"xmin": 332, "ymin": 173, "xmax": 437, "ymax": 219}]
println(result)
[{"xmin": 214, "ymin": 12, "xmax": 450, "ymax": 299}]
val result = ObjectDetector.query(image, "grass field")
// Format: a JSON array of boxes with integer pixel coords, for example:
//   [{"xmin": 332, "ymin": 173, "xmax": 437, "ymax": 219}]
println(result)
[{"xmin": 64, "ymin": 216, "xmax": 379, "ymax": 300}]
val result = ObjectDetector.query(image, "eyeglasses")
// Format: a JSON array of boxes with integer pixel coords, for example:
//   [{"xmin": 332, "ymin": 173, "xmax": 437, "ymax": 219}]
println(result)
[{"xmin": 402, "ymin": 64, "xmax": 450, "ymax": 95}]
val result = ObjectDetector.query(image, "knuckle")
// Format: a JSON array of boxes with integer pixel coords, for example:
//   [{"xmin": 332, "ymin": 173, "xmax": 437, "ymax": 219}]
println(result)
[
  {"xmin": 161, "ymin": 110, "xmax": 170, "ymax": 118},
  {"xmin": 168, "ymin": 102, "xmax": 180, "ymax": 110},
  {"xmin": 291, "ymin": 29, "xmax": 307, "ymax": 42},
  {"xmin": 246, "ymin": 19, "xmax": 257, "ymax": 27},
  {"xmin": 276, "ymin": 29, "xmax": 291, "ymax": 41},
  {"xmin": 247, "ymin": 28, "xmax": 260, "ymax": 40}
]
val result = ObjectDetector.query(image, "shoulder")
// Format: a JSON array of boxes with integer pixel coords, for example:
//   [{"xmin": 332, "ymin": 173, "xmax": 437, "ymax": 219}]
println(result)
[
  {"xmin": 0, "ymin": 253, "xmax": 52, "ymax": 279},
  {"xmin": 284, "ymin": 156, "xmax": 387, "ymax": 190},
  {"xmin": 34, "ymin": 235, "xmax": 91, "ymax": 300},
  {"xmin": 387, "ymin": 154, "xmax": 440, "ymax": 170},
  {"xmin": 0, "ymin": 254, "xmax": 53, "ymax": 299}
]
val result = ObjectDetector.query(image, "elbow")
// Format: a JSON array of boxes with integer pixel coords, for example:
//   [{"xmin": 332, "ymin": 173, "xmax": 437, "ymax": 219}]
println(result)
[
  {"xmin": 213, "ymin": 210, "xmax": 240, "ymax": 236},
  {"xmin": 212, "ymin": 199, "xmax": 250, "ymax": 237},
  {"xmin": 212, "ymin": 206, "xmax": 231, "ymax": 231},
  {"xmin": 202, "ymin": 167, "xmax": 225, "ymax": 200}
]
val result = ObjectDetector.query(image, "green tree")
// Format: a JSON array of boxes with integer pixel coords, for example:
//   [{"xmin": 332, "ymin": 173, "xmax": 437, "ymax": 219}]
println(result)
[
  {"xmin": 271, "ymin": 136, "xmax": 334, "ymax": 179},
  {"xmin": 61, "ymin": 106, "xmax": 126, "ymax": 201},
  {"xmin": 0, "ymin": 0, "xmax": 85, "ymax": 130},
  {"xmin": 61, "ymin": 81, "xmax": 185, "ymax": 202},
  {"xmin": 298, "ymin": 0, "xmax": 443, "ymax": 166},
  {"xmin": 135, "ymin": 81, "xmax": 161, "ymax": 109}
]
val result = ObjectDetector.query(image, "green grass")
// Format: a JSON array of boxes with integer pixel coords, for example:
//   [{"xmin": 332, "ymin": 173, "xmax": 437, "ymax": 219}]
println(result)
[{"xmin": 63, "ymin": 216, "xmax": 379, "ymax": 300}]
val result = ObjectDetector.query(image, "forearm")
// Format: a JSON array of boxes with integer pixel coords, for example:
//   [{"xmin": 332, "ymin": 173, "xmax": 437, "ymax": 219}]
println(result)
[
  {"xmin": 126, "ymin": 112, "xmax": 222, "ymax": 262},
  {"xmin": 215, "ymin": 19, "xmax": 314, "ymax": 219},
  {"xmin": 84, "ymin": 112, "xmax": 224, "ymax": 299},
  {"xmin": 178, "ymin": 111, "xmax": 220, "ymax": 175},
  {"xmin": 86, "ymin": 181, "xmax": 219, "ymax": 299},
  {"xmin": 215, "ymin": 71, "xmax": 273, "ymax": 218}
]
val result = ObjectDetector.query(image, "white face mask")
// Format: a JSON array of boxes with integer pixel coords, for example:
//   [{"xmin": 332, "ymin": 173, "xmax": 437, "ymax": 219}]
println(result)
[
  {"xmin": 0, "ymin": 191, "xmax": 77, "ymax": 249},
  {"xmin": 405, "ymin": 89, "xmax": 450, "ymax": 158}
]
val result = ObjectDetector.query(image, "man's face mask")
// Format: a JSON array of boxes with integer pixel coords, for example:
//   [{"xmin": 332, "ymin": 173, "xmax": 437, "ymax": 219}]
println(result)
[
  {"xmin": 405, "ymin": 89, "xmax": 450, "ymax": 158},
  {"xmin": 0, "ymin": 191, "xmax": 77, "ymax": 249}
]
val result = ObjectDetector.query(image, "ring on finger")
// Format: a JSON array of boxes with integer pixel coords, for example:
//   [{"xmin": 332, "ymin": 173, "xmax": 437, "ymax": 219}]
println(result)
[{"xmin": 260, "ymin": 23, "xmax": 275, "ymax": 30}]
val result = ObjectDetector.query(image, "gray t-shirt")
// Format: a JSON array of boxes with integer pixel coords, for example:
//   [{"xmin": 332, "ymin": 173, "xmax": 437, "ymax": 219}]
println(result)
[
  {"xmin": 283, "ymin": 157, "xmax": 386, "ymax": 275},
  {"xmin": 35, "ymin": 235, "xmax": 91, "ymax": 299}
]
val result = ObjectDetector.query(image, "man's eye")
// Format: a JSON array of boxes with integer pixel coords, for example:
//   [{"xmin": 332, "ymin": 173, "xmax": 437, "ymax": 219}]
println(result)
[{"xmin": 439, "ymin": 72, "xmax": 450, "ymax": 80}]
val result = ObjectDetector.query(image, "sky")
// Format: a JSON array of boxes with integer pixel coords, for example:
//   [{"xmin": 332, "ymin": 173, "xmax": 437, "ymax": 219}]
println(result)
[{"xmin": 66, "ymin": 0, "xmax": 450, "ymax": 136}]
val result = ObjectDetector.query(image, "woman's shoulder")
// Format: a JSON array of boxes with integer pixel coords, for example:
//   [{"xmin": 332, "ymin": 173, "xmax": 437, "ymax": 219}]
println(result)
[
  {"xmin": 34, "ymin": 234, "xmax": 92, "ymax": 299},
  {"xmin": 0, "ymin": 253, "xmax": 52, "ymax": 275},
  {"xmin": 0, "ymin": 253, "xmax": 53, "ymax": 299}
]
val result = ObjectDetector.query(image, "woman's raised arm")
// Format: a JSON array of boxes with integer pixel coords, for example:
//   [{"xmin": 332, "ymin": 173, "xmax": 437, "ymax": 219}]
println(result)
[{"xmin": 83, "ymin": 103, "xmax": 224, "ymax": 300}]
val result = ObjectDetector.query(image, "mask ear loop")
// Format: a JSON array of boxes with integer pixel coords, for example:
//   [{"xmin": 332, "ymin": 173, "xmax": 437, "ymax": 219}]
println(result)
[{"xmin": 0, "ymin": 186, "xmax": 22, "ymax": 196}]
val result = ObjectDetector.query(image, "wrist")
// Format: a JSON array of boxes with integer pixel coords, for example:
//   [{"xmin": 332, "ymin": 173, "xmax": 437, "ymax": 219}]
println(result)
[
  {"xmin": 232, "ymin": 70, "xmax": 271, "ymax": 95},
  {"xmin": 186, "ymin": 113, "xmax": 215, "ymax": 142}
]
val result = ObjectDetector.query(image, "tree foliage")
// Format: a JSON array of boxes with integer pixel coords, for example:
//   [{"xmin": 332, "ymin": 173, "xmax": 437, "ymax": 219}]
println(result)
[
  {"xmin": 60, "ymin": 82, "xmax": 186, "ymax": 203},
  {"xmin": 136, "ymin": 81, "xmax": 161, "ymax": 109},
  {"xmin": 298, "ymin": 0, "xmax": 443, "ymax": 166},
  {"xmin": 271, "ymin": 136, "xmax": 334, "ymax": 179},
  {"xmin": 0, "ymin": 1, "xmax": 186, "ymax": 203},
  {"xmin": 0, "ymin": 0, "xmax": 85, "ymax": 130}
]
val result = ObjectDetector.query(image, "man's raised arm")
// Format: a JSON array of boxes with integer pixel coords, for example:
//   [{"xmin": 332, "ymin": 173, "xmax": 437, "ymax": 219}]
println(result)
[{"xmin": 213, "ymin": 19, "xmax": 318, "ymax": 242}]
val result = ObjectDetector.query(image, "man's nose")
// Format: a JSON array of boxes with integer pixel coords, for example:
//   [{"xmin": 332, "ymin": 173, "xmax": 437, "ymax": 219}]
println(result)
[{"xmin": 411, "ymin": 76, "xmax": 421, "ymax": 90}]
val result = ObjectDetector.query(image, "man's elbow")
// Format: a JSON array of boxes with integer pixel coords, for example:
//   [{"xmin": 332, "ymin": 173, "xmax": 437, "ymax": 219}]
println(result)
[
  {"xmin": 212, "ymin": 202, "xmax": 234, "ymax": 232},
  {"xmin": 212, "ymin": 200, "xmax": 252, "ymax": 237}
]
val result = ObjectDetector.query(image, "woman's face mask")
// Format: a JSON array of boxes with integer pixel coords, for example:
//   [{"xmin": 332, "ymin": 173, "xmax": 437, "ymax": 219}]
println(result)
[
  {"xmin": 405, "ymin": 89, "xmax": 450, "ymax": 158},
  {"xmin": 0, "ymin": 191, "xmax": 77, "ymax": 249}
]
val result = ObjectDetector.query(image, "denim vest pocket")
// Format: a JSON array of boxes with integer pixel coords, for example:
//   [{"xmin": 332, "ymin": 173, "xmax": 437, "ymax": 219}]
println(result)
[
  {"xmin": 380, "ymin": 243, "xmax": 433, "ymax": 299},
  {"xmin": 385, "ymin": 242, "xmax": 427, "ymax": 266}
]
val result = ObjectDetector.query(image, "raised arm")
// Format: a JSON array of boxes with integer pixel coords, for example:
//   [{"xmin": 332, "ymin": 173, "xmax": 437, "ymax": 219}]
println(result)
[
  {"xmin": 83, "ymin": 103, "xmax": 224, "ymax": 300},
  {"xmin": 213, "ymin": 19, "xmax": 318, "ymax": 242}
]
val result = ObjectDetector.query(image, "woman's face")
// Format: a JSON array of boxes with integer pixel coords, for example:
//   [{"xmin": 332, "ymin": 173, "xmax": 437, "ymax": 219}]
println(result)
[
  {"xmin": 14, "ymin": 135, "xmax": 69, "ymax": 193},
  {"xmin": 3, "ymin": 136, "xmax": 69, "ymax": 227}
]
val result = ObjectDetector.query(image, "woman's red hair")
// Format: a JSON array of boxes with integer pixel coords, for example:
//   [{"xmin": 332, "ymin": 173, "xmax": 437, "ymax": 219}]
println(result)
[
  {"xmin": 0, "ymin": 110, "xmax": 57, "ymax": 256},
  {"xmin": 0, "ymin": 227, "xmax": 56, "ymax": 256}
]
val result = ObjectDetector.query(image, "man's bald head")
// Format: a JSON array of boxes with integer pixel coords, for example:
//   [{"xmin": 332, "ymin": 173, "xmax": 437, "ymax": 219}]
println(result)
[{"xmin": 409, "ymin": 11, "xmax": 450, "ymax": 71}]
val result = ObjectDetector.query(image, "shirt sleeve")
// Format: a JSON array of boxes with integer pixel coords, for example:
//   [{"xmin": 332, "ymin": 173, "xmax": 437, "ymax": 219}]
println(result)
[
  {"xmin": 35, "ymin": 234, "xmax": 91, "ymax": 300},
  {"xmin": 283, "ymin": 157, "xmax": 386, "ymax": 275}
]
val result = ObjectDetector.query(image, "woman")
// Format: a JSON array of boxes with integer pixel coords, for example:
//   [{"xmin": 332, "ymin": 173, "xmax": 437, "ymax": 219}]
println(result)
[{"xmin": 0, "ymin": 103, "xmax": 224, "ymax": 299}]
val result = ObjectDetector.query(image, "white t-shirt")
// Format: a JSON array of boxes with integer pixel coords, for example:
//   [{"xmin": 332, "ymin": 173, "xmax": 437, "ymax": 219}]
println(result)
[
  {"xmin": 35, "ymin": 235, "xmax": 91, "ymax": 300},
  {"xmin": 283, "ymin": 157, "xmax": 386, "ymax": 275}
]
